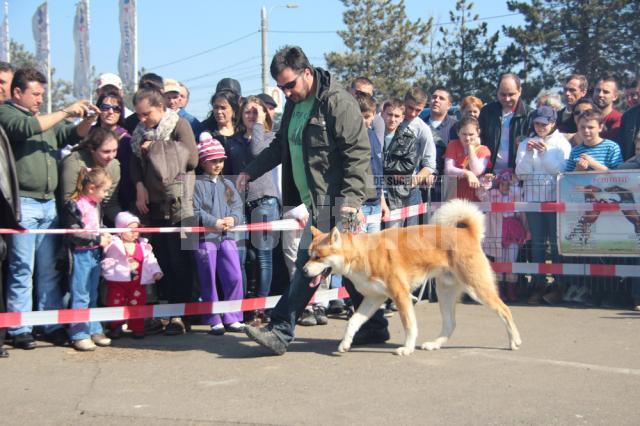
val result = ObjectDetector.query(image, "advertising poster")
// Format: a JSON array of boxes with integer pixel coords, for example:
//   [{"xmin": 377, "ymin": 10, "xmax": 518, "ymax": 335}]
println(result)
[{"xmin": 558, "ymin": 171, "xmax": 640, "ymax": 257}]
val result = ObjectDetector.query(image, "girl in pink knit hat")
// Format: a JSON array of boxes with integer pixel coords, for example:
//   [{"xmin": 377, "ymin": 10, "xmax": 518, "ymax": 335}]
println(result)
[{"xmin": 193, "ymin": 133, "xmax": 245, "ymax": 335}]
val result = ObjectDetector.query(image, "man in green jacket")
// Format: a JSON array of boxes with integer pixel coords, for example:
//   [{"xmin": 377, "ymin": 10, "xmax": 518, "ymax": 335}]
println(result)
[
  {"xmin": 0, "ymin": 67, "xmax": 96, "ymax": 350},
  {"xmin": 237, "ymin": 46, "xmax": 376, "ymax": 355}
]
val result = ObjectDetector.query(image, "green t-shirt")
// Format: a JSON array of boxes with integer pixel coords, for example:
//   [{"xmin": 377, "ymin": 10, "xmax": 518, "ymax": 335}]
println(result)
[{"xmin": 287, "ymin": 95, "xmax": 316, "ymax": 207}]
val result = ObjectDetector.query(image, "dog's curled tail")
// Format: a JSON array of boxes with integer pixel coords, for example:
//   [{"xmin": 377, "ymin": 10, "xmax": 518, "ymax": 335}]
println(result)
[{"xmin": 430, "ymin": 199, "xmax": 486, "ymax": 242}]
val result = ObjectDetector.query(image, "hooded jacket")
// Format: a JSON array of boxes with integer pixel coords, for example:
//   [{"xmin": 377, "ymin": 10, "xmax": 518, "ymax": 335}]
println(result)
[{"xmin": 101, "ymin": 236, "xmax": 162, "ymax": 284}]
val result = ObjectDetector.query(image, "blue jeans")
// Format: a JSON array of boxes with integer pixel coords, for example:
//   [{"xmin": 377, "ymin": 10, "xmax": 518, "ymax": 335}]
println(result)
[
  {"xmin": 269, "ymin": 221, "xmax": 320, "ymax": 344},
  {"xmin": 526, "ymin": 212, "xmax": 558, "ymax": 286},
  {"xmin": 269, "ymin": 218, "xmax": 388, "ymax": 346},
  {"xmin": 406, "ymin": 187, "xmax": 422, "ymax": 227},
  {"xmin": 387, "ymin": 187, "xmax": 421, "ymax": 228},
  {"xmin": 6, "ymin": 198, "xmax": 63, "ymax": 336},
  {"xmin": 247, "ymin": 197, "xmax": 281, "ymax": 297},
  {"xmin": 69, "ymin": 248, "xmax": 103, "ymax": 341}
]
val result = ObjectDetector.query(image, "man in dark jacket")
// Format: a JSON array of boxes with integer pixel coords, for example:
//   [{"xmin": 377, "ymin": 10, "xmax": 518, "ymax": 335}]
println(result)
[
  {"xmin": 479, "ymin": 73, "xmax": 531, "ymax": 173},
  {"xmin": 237, "ymin": 46, "xmax": 376, "ymax": 355},
  {"xmin": 618, "ymin": 104, "xmax": 640, "ymax": 161},
  {"xmin": 0, "ymin": 124, "xmax": 20, "ymax": 358}
]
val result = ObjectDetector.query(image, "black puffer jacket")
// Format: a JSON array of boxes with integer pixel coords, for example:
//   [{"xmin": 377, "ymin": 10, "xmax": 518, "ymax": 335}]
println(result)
[{"xmin": 479, "ymin": 99, "xmax": 531, "ymax": 172}]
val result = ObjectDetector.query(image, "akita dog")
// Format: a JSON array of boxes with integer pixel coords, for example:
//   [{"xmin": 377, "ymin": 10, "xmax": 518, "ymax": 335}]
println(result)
[{"xmin": 303, "ymin": 199, "xmax": 522, "ymax": 356}]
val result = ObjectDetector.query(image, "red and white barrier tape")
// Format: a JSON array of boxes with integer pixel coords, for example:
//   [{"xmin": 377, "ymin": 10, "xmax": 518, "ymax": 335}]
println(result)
[
  {"xmin": 1, "ymin": 261, "xmax": 638, "ymax": 328},
  {"xmin": 2, "ymin": 201, "xmax": 638, "ymax": 236},
  {"xmin": 493, "ymin": 261, "xmax": 640, "ymax": 278},
  {"xmin": 0, "ymin": 219, "xmax": 303, "ymax": 235},
  {"xmin": 0, "ymin": 287, "xmax": 350, "ymax": 328}
]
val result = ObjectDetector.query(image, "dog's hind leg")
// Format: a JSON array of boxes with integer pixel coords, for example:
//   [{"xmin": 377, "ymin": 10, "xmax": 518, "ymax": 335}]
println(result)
[
  {"xmin": 421, "ymin": 274, "xmax": 462, "ymax": 351},
  {"xmin": 480, "ymin": 289, "xmax": 522, "ymax": 350},
  {"xmin": 392, "ymin": 290, "xmax": 418, "ymax": 356},
  {"xmin": 456, "ymin": 261, "xmax": 522, "ymax": 350},
  {"xmin": 338, "ymin": 294, "xmax": 387, "ymax": 353}
]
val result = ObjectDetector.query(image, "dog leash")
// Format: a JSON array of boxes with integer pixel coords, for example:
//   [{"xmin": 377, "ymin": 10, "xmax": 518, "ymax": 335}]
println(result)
[{"xmin": 343, "ymin": 210, "xmax": 364, "ymax": 234}]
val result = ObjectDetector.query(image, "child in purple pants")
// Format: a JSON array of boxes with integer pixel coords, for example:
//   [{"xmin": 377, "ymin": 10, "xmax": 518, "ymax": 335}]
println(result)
[{"xmin": 193, "ymin": 135, "xmax": 245, "ymax": 335}]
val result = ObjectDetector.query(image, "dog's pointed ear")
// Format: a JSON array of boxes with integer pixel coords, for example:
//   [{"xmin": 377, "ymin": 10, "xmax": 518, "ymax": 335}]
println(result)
[
  {"xmin": 330, "ymin": 227, "xmax": 342, "ymax": 245},
  {"xmin": 310, "ymin": 226, "xmax": 322, "ymax": 238}
]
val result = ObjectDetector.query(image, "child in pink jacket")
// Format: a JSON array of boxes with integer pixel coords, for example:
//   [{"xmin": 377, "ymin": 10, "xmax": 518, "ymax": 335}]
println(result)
[{"xmin": 101, "ymin": 211, "xmax": 163, "ymax": 338}]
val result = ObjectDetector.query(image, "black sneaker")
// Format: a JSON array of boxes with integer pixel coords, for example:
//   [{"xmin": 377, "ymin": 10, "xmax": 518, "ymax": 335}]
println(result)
[
  {"xmin": 297, "ymin": 309, "xmax": 317, "ymax": 326},
  {"xmin": 144, "ymin": 318, "xmax": 165, "ymax": 335},
  {"xmin": 314, "ymin": 305, "xmax": 328, "ymax": 325},
  {"xmin": 244, "ymin": 325, "xmax": 287, "ymax": 355},
  {"xmin": 352, "ymin": 327, "xmax": 390, "ymax": 346},
  {"xmin": 44, "ymin": 328, "xmax": 69, "ymax": 346},
  {"xmin": 383, "ymin": 300, "xmax": 397, "ymax": 318},
  {"xmin": 11, "ymin": 332, "xmax": 37, "ymax": 350},
  {"xmin": 164, "ymin": 317, "xmax": 186, "ymax": 335},
  {"xmin": 327, "ymin": 300, "xmax": 346, "ymax": 315}
]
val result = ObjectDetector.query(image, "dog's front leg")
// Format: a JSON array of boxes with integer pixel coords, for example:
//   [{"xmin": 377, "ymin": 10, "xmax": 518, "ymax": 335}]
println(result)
[
  {"xmin": 338, "ymin": 295, "xmax": 387, "ymax": 353},
  {"xmin": 394, "ymin": 292, "xmax": 417, "ymax": 356}
]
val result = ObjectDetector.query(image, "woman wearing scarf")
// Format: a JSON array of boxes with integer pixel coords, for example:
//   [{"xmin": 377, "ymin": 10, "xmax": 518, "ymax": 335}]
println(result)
[{"xmin": 130, "ymin": 86, "xmax": 198, "ymax": 335}]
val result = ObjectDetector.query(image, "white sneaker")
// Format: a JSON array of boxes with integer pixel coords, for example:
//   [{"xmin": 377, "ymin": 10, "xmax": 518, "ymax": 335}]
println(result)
[
  {"xmin": 72, "ymin": 338, "xmax": 97, "ymax": 352},
  {"xmin": 225, "ymin": 322, "xmax": 245, "ymax": 332},
  {"xmin": 91, "ymin": 333, "xmax": 112, "ymax": 347}
]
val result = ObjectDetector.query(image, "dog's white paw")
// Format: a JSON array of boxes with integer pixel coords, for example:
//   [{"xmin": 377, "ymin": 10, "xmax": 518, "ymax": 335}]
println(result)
[
  {"xmin": 421, "ymin": 341, "xmax": 441, "ymax": 351},
  {"xmin": 394, "ymin": 346, "xmax": 414, "ymax": 356},
  {"xmin": 338, "ymin": 340, "xmax": 351, "ymax": 353},
  {"xmin": 510, "ymin": 339, "xmax": 522, "ymax": 350}
]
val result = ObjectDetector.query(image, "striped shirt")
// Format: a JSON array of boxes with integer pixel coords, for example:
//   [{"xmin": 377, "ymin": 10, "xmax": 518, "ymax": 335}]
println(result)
[{"xmin": 564, "ymin": 139, "xmax": 622, "ymax": 172}]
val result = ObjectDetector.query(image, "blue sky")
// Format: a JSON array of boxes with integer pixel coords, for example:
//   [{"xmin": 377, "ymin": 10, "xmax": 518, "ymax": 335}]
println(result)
[{"xmin": 7, "ymin": 0, "xmax": 521, "ymax": 119}]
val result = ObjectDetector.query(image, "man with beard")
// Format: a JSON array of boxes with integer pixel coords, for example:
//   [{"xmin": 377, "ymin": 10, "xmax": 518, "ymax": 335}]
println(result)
[{"xmin": 592, "ymin": 75, "xmax": 622, "ymax": 141}]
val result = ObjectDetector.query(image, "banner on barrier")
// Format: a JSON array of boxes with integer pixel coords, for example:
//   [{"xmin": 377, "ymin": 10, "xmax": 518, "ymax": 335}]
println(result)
[{"xmin": 558, "ymin": 171, "xmax": 640, "ymax": 257}]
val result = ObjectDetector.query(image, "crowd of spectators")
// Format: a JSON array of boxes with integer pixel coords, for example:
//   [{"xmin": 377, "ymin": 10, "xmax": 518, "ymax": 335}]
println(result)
[{"xmin": 1, "ymin": 50, "xmax": 640, "ymax": 358}]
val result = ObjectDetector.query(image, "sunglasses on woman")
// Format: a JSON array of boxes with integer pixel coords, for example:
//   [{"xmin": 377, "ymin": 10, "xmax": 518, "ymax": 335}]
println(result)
[{"xmin": 99, "ymin": 103, "xmax": 122, "ymax": 113}]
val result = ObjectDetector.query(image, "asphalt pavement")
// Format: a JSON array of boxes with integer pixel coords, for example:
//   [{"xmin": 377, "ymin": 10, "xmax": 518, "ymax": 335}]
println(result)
[{"xmin": 1, "ymin": 302, "xmax": 639, "ymax": 425}]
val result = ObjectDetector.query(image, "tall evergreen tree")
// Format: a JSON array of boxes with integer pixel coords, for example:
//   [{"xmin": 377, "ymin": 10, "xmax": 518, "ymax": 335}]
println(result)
[
  {"xmin": 420, "ymin": 0, "xmax": 501, "ymax": 103},
  {"xmin": 503, "ymin": 0, "xmax": 640, "ymax": 91},
  {"xmin": 325, "ymin": 0, "xmax": 432, "ymax": 99}
]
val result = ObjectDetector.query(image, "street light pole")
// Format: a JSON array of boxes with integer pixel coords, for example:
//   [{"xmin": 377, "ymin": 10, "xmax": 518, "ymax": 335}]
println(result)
[
  {"xmin": 261, "ymin": 6, "xmax": 268, "ymax": 94},
  {"xmin": 261, "ymin": 4, "xmax": 298, "ymax": 94}
]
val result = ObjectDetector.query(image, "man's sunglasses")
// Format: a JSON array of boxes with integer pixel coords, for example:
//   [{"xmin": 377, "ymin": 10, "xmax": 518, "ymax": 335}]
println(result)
[
  {"xmin": 277, "ymin": 73, "xmax": 301, "ymax": 91},
  {"xmin": 99, "ymin": 103, "xmax": 122, "ymax": 113}
]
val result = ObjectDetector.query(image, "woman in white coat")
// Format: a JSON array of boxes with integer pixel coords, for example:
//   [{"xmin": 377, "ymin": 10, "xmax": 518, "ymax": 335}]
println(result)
[{"xmin": 515, "ymin": 106, "xmax": 571, "ymax": 304}]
